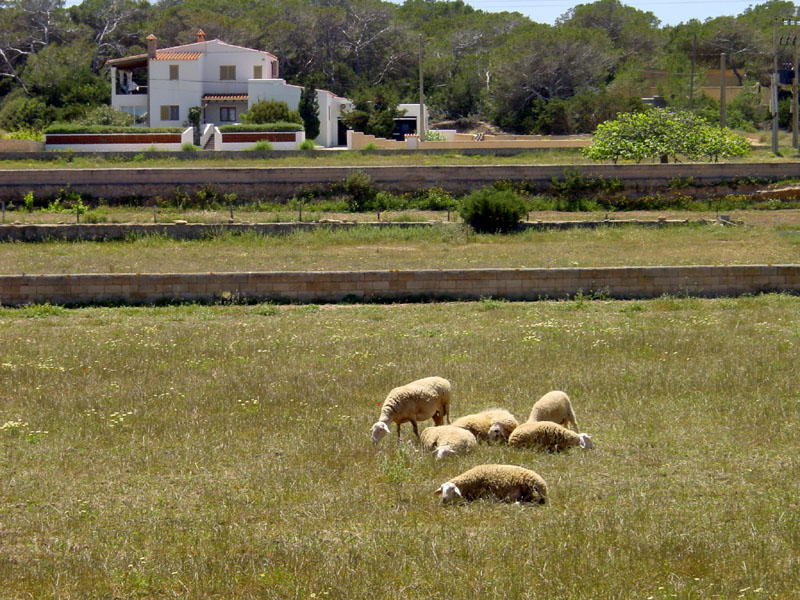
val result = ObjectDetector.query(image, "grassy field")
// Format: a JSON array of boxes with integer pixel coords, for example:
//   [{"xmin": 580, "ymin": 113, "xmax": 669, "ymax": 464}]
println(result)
[
  {"xmin": 1, "ymin": 295, "xmax": 799, "ymax": 599},
  {"xmin": 0, "ymin": 143, "xmax": 798, "ymax": 170},
  {"xmin": 1, "ymin": 215, "xmax": 799, "ymax": 275}
]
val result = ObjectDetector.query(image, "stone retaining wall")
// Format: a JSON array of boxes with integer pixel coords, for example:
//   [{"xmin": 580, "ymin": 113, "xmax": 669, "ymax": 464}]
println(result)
[
  {"xmin": 1, "ymin": 265, "xmax": 797, "ymax": 307},
  {"xmin": 1, "ymin": 163, "xmax": 798, "ymax": 202}
]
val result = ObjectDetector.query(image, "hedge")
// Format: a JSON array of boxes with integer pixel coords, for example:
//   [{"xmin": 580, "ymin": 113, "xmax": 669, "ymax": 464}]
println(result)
[{"xmin": 45, "ymin": 124, "xmax": 184, "ymax": 134}]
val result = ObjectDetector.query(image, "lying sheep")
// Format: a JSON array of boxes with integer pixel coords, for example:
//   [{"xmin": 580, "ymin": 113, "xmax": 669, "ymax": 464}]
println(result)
[
  {"xmin": 528, "ymin": 390, "xmax": 579, "ymax": 432},
  {"xmin": 371, "ymin": 376, "xmax": 451, "ymax": 445},
  {"xmin": 435, "ymin": 464, "xmax": 548, "ymax": 504},
  {"xmin": 420, "ymin": 425, "xmax": 477, "ymax": 459},
  {"xmin": 508, "ymin": 421, "xmax": 593, "ymax": 452},
  {"xmin": 451, "ymin": 408, "xmax": 519, "ymax": 443}
]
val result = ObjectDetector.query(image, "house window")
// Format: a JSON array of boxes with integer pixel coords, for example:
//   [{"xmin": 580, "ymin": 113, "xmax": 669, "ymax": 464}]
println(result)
[
  {"xmin": 253, "ymin": 65, "xmax": 262, "ymax": 79},
  {"xmin": 120, "ymin": 105, "xmax": 147, "ymax": 121},
  {"xmin": 220, "ymin": 65, "xmax": 236, "ymax": 80},
  {"xmin": 160, "ymin": 105, "xmax": 179, "ymax": 121},
  {"xmin": 169, "ymin": 64, "xmax": 179, "ymax": 80},
  {"xmin": 220, "ymin": 107, "xmax": 237, "ymax": 122}
]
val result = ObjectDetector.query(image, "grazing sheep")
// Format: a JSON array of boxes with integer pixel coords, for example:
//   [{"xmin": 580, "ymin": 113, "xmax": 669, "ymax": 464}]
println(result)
[
  {"xmin": 451, "ymin": 409, "xmax": 519, "ymax": 443},
  {"xmin": 435, "ymin": 464, "xmax": 548, "ymax": 504},
  {"xmin": 421, "ymin": 425, "xmax": 477, "ymax": 459},
  {"xmin": 508, "ymin": 421, "xmax": 593, "ymax": 452},
  {"xmin": 528, "ymin": 390, "xmax": 580, "ymax": 432},
  {"xmin": 371, "ymin": 376, "xmax": 451, "ymax": 445}
]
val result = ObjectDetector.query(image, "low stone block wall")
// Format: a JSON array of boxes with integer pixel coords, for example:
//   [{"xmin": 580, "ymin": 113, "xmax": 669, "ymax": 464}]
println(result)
[
  {"xmin": 0, "ymin": 139, "xmax": 45, "ymax": 152},
  {"xmin": 1, "ymin": 265, "xmax": 797, "ymax": 307}
]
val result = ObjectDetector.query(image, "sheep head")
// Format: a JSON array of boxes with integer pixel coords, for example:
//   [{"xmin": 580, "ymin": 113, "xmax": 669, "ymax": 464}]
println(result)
[
  {"xmin": 435, "ymin": 446, "xmax": 456, "ymax": 460},
  {"xmin": 579, "ymin": 433, "xmax": 593, "ymax": 449},
  {"xmin": 434, "ymin": 481, "xmax": 462, "ymax": 503},
  {"xmin": 371, "ymin": 421, "xmax": 390, "ymax": 445},
  {"xmin": 487, "ymin": 422, "xmax": 509, "ymax": 444}
]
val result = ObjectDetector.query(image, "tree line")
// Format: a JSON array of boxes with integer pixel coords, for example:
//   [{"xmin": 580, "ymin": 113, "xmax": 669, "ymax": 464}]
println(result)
[{"xmin": 0, "ymin": 0, "xmax": 796, "ymax": 135}]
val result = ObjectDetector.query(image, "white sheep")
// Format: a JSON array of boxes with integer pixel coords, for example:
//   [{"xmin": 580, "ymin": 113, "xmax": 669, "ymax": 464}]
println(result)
[
  {"xmin": 434, "ymin": 464, "xmax": 548, "ymax": 504},
  {"xmin": 451, "ymin": 408, "xmax": 519, "ymax": 443},
  {"xmin": 420, "ymin": 425, "xmax": 477, "ymax": 459},
  {"xmin": 508, "ymin": 421, "xmax": 593, "ymax": 452},
  {"xmin": 371, "ymin": 376, "xmax": 451, "ymax": 445},
  {"xmin": 528, "ymin": 390, "xmax": 580, "ymax": 432}
]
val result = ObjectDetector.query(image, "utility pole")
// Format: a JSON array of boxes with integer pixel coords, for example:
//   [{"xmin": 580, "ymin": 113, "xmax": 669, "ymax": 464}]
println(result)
[
  {"xmin": 773, "ymin": 17, "xmax": 779, "ymax": 155},
  {"xmin": 720, "ymin": 53, "xmax": 727, "ymax": 128},
  {"xmin": 794, "ymin": 12, "xmax": 799, "ymax": 149},
  {"xmin": 418, "ymin": 34, "xmax": 425, "ymax": 142},
  {"xmin": 689, "ymin": 33, "xmax": 696, "ymax": 109}
]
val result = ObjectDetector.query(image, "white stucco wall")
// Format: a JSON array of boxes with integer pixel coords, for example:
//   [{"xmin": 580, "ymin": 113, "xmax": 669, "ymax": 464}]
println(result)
[
  {"xmin": 148, "ymin": 58, "xmax": 203, "ymax": 127},
  {"xmin": 247, "ymin": 79, "xmax": 352, "ymax": 147}
]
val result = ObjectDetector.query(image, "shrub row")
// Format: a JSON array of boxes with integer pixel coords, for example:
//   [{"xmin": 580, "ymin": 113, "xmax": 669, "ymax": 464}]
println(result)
[{"xmin": 44, "ymin": 124, "xmax": 184, "ymax": 134}]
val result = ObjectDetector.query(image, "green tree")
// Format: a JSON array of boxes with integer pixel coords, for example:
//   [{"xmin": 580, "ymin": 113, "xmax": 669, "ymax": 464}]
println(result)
[
  {"xmin": 298, "ymin": 83, "xmax": 320, "ymax": 141},
  {"xmin": 79, "ymin": 105, "xmax": 134, "ymax": 126},
  {"xmin": 489, "ymin": 23, "xmax": 617, "ymax": 132},
  {"xmin": 583, "ymin": 108, "xmax": 750, "ymax": 163},
  {"xmin": 558, "ymin": 0, "xmax": 664, "ymax": 66},
  {"xmin": 340, "ymin": 87, "xmax": 404, "ymax": 138}
]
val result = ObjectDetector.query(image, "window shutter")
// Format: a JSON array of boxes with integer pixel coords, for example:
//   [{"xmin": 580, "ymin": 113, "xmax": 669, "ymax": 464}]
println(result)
[
  {"xmin": 253, "ymin": 65, "xmax": 262, "ymax": 79},
  {"xmin": 169, "ymin": 65, "xmax": 179, "ymax": 80},
  {"xmin": 160, "ymin": 105, "xmax": 169, "ymax": 121}
]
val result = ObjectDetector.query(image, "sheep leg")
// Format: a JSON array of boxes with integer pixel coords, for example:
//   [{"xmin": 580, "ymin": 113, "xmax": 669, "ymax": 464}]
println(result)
[
  {"xmin": 396, "ymin": 423, "xmax": 402, "ymax": 439},
  {"xmin": 411, "ymin": 419, "xmax": 420, "ymax": 439}
]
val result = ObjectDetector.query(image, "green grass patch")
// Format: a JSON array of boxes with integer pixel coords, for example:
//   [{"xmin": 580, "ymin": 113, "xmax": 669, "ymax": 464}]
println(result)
[
  {"xmin": 0, "ymin": 295, "xmax": 798, "ymax": 598},
  {"xmin": 1, "ymin": 220, "xmax": 798, "ymax": 275}
]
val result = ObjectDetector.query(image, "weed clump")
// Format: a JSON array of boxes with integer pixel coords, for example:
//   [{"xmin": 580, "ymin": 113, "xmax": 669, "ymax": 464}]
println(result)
[{"xmin": 459, "ymin": 186, "xmax": 526, "ymax": 233}]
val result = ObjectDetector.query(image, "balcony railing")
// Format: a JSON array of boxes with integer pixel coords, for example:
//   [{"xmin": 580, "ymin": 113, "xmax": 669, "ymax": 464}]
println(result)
[{"xmin": 115, "ymin": 84, "xmax": 148, "ymax": 96}]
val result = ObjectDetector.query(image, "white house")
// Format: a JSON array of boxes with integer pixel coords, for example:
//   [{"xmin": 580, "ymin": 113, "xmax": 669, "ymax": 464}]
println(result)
[{"xmin": 108, "ymin": 30, "xmax": 352, "ymax": 147}]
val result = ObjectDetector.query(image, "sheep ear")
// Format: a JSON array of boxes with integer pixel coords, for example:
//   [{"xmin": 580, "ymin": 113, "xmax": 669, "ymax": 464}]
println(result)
[{"xmin": 434, "ymin": 486, "xmax": 443, "ymax": 495}]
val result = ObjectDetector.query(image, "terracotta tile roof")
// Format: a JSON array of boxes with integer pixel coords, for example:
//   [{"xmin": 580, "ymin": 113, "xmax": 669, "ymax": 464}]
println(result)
[
  {"xmin": 203, "ymin": 94, "xmax": 249, "ymax": 102},
  {"xmin": 154, "ymin": 52, "xmax": 202, "ymax": 60}
]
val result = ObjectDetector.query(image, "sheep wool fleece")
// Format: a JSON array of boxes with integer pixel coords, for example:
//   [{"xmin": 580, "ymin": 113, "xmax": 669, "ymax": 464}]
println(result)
[
  {"xmin": 509, "ymin": 421, "xmax": 584, "ymax": 452},
  {"xmin": 421, "ymin": 425, "xmax": 477, "ymax": 456},
  {"xmin": 379, "ymin": 376, "xmax": 451, "ymax": 427},
  {"xmin": 444, "ymin": 464, "xmax": 548, "ymax": 504}
]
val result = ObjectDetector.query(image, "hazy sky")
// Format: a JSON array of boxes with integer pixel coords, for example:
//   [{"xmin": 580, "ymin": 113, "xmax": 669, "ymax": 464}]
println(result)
[{"xmin": 61, "ymin": 0, "xmax": 775, "ymax": 27}]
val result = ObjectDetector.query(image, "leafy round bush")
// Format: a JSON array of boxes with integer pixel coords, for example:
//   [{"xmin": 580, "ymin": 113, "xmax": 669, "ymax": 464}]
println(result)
[
  {"xmin": 459, "ymin": 187, "xmax": 526, "ymax": 233},
  {"xmin": 344, "ymin": 171, "xmax": 377, "ymax": 212}
]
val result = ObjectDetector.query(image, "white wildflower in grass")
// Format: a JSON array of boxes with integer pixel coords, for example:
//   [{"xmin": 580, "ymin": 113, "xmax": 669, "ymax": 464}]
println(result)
[
  {"xmin": 1, "ymin": 420, "xmax": 48, "ymax": 443},
  {"xmin": 1, "ymin": 420, "xmax": 29, "ymax": 435},
  {"xmin": 237, "ymin": 399, "xmax": 260, "ymax": 413}
]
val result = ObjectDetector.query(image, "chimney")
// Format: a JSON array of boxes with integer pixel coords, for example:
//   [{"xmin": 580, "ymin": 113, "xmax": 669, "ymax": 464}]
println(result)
[
  {"xmin": 146, "ymin": 34, "xmax": 158, "ymax": 59},
  {"xmin": 197, "ymin": 29, "xmax": 206, "ymax": 43}
]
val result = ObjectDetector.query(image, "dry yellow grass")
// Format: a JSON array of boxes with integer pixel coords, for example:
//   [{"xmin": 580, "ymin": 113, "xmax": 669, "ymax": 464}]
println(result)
[{"xmin": 1, "ymin": 296, "xmax": 798, "ymax": 598}]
